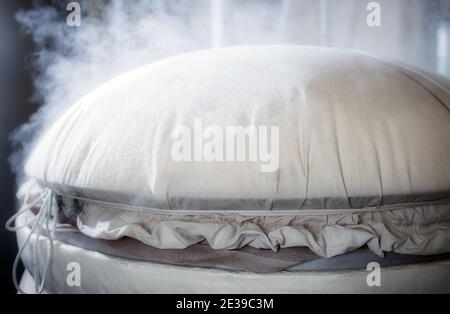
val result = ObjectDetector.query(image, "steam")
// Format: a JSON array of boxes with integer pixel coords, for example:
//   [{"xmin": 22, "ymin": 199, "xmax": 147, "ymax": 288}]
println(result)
[
  {"xmin": 10, "ymin": 0, "xmax": 447, "ymax": 184},
  {"xmin": 9, "ymin": 0, "xmax": 288, "ymax": 182}
]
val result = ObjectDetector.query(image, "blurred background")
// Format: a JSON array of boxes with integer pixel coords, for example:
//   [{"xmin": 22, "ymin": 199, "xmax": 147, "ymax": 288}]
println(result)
[{"xmin": 1, "ymin": 0, "xmax": 450, "ymax": 293}]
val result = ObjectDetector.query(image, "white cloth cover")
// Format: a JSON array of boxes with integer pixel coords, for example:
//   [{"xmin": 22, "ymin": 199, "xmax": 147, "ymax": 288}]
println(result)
[
  {"xmin": 25, "ymin": 46, "xmax": 450, "ymax": 210},
  {"xmin": 20, "ymin": 46, "xmax": 450, "ymax": 256}
]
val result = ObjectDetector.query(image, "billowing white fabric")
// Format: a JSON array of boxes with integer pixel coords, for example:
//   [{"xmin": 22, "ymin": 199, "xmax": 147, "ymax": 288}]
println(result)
[{"xmin": 25, "ymin": 46, "xmax": 450, "ymax": 211}]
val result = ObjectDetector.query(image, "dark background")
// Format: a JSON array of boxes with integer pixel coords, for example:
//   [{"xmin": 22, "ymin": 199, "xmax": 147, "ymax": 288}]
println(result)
[{"xmin": 0, "ymin": 0, "xmax": 36, "ymax": 293}]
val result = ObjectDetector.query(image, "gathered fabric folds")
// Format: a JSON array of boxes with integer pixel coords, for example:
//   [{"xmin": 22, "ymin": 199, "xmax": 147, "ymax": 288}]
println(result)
[
  {"xmin": 75, "ymin": 201, "xmax": 450, "ymax": 258},
  {"xmin": 16, "ymin": 180, "xmax": 450, "ymax": 259}
]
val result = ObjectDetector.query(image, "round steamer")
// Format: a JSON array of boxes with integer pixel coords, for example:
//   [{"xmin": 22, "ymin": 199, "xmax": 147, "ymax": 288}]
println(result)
[{"xmin": 25, "ymin": 46, "xmax": 450, "ymax": 211}]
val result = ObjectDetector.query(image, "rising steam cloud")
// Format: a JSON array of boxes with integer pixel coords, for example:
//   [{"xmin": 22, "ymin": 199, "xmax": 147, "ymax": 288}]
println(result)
[
  {"xmin": 10, "ymin": 0, "xmax": 445, "ymax": 184},
  {"xmin": 10, "ymin": 0, "xmax": 293, "ymax": 182}
]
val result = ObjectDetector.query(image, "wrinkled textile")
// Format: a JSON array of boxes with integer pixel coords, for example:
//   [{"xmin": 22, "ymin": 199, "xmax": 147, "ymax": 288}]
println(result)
[
  {"xmin": 18, "ymin": 210, "xmax": 450, "ymax": 274},
  {"xmin": 75, "ymin": 198, "xmax": 450, "ymax": 257},
  {"xmin": 18, "ymin": 181, "xmax": 450, "ymax": 257},
  {"xmin": 16, "ymin": 212, "xmax": 450, "ymax": 293}
]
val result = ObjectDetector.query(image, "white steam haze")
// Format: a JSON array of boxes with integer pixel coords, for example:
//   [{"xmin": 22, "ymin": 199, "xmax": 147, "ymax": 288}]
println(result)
[
  {"xmin": 10, "ymin": 0, "xmax": 293, "ymax": 182},
  {"xmin": 10, "ymin": 0, "xmax": 449, "ymax": 184}
]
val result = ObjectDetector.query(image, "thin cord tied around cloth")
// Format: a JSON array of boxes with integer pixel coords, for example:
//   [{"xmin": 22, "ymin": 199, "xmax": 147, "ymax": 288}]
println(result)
[{"xmin": 5, "ymin": 188, "xmax": 57, "ymax": 294}]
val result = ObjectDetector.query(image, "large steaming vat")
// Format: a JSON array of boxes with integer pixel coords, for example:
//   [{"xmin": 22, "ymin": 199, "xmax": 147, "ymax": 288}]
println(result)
[{"xmin": 11, "ymin": 46, "xmax": 450, "ymax": 293}]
